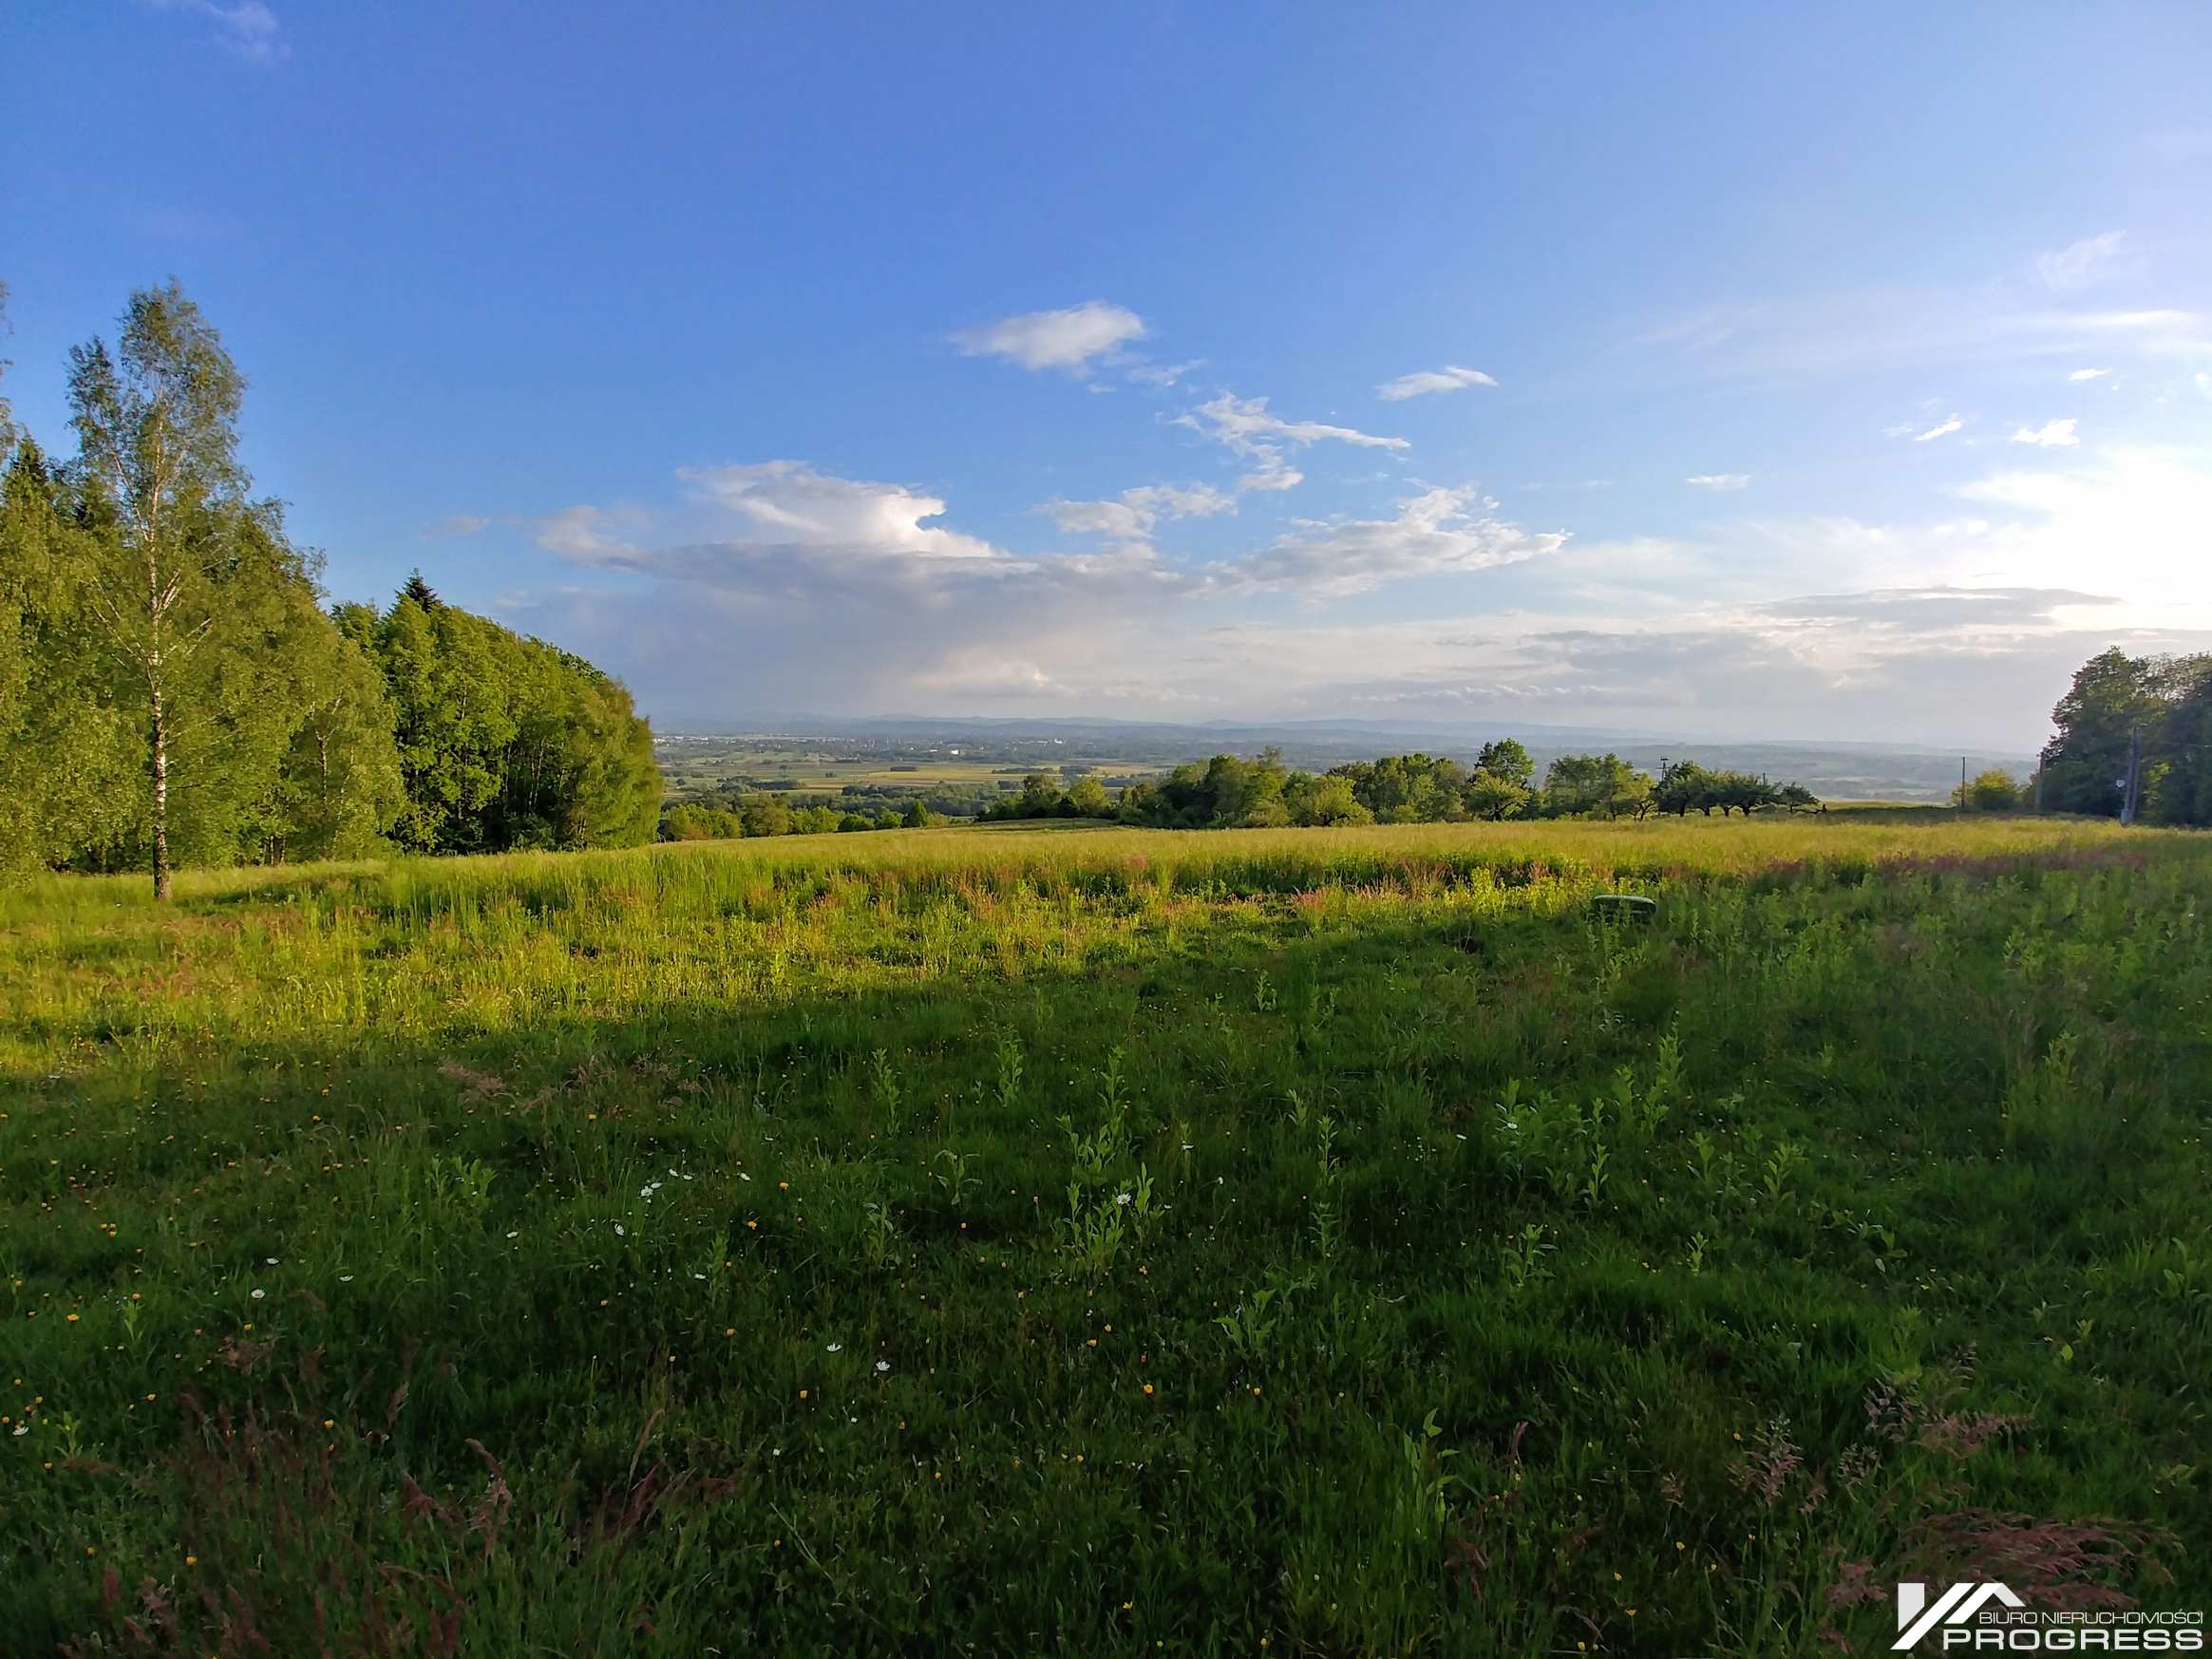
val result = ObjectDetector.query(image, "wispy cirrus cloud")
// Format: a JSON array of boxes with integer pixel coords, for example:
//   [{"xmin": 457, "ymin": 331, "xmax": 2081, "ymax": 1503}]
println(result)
[
  {"xmin": 952, "ymin": 301, "xmax": 1145, "ymax": 373},
  {"xmin": 1914, "ymin": 415, "xmax": 1963, "ymax": 442},
  {"xmin": 2011, "ymin": 418, "xmax": 2080, "ymax": 448},
  {"xmin": 144, "ymin": 0, "xmax": 288, "ymax": 64},
  {"xmin": 1375, "ymin": 365, "xmax": 1498, "ymax": 401},
  {"xmin": 1175, "ymin": 391, "xmax": 1408, "ymax": 492},
  {"xmin": 2036, "ymin": 230, "xmax": 2127, "ymax": 292},
  {"xmin": 533, "ymin": 504, "xmax": 650, "ymax": 561},
  {"xmin": 1685, "ymin": 473, "xmax": 1750, "ymax": 491},
  {"xmin": 1206, "ymin": 486, "xmax": 1566, "ymax": 598},
  {"xmin": 2068, "ymin": 367, "xmax": 2110, "ymax": 382},
  {"xmin": 1045, "ymin": 481, "xmax": 1236, "ymax": 546}
]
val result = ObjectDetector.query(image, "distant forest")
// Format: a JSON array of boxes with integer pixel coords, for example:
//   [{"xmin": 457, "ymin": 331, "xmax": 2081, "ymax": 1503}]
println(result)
[{"xmin": 0, "ymin": 282, "xmax": 657, "ymax": 894}]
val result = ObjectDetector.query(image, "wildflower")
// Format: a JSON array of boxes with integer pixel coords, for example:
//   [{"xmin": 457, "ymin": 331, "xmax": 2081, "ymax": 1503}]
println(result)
[
  {"xmin": 876, "ymin": 1360, "xmax": 890, "ymax": 1373},
  {"xmin": 250, "ymin": 1289, "xmax": 266, "ymax": 1301},
  {"xmin": 66, "ymin": 1313, "xmax": 78, "ymax": 1324},
  {"xmin": 1142, "ymin": 1384, "xmax": 1154, "ymax": 1396},
  {"xmin": 1115, "ymin": 1192, "xmax": 1132, "ymax": 1207},
  {"xmin": 826, "ymin": 1343, "xmax": 842, "ymax": 1352}
]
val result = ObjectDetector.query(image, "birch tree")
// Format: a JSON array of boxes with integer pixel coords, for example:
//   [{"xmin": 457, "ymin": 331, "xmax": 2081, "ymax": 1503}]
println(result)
[{"xmin": 66, "ymin": 281, "xmax": 251, "ymax": 897}]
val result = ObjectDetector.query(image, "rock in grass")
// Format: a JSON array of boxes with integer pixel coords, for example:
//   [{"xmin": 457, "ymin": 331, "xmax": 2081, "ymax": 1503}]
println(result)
[{"xmin": 1590, "ymin": 894, "xmax": 1656, "ymax": 923}]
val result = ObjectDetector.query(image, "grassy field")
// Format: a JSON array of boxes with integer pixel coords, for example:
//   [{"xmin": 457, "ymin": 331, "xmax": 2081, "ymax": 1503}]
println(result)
[{"xmin": 5, "ymin": 817, "xmax": 2208, "ymax": 1655}]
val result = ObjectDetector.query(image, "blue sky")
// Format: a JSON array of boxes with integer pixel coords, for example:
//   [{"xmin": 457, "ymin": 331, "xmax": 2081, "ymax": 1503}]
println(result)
[{"xmin": 8, "ymin": 2, "xmax": 2210, "ymax": 748}]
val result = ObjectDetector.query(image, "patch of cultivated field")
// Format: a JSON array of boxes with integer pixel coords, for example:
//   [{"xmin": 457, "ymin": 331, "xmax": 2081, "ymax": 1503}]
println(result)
[{"xmin": 5, "ymin": 817, "xmax": 2207, "ymax": 1654}]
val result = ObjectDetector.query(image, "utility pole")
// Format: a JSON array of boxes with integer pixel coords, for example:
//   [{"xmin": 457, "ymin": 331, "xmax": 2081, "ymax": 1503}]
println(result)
[{"xmin": 2120, "ymin": 726, "xmax": 2142, "ymax": 826}]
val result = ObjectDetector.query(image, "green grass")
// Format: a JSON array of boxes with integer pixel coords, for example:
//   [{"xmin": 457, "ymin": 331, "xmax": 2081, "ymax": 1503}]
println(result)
[{"xmin": 5, "ymin": 816, "xmax": 2208, "ymax": 1655}]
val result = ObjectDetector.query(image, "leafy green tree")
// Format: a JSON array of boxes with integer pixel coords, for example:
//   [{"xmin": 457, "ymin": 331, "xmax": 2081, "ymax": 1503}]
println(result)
[
  {"xmin": 742, "ymin": 795, "xmax": 792, "ymax": 838},
  {"xmin": 1652, "ymin": 761, "xmax": 1714, "ymax": 816},
  {"xmin": 1065, "ymin": 777, "xmax": 1112, "ymax": 818},
  {"xmin": 64, "ymin": 282, "xmax": 259, "ymax": 895},
  {"xmin": 900, "ymin": 799, "xmax": 936, "ymax": 828},
  {"xmin": 2040, "ymin": 648, "xmax": 2161, "ymax": 818},
  {"xmin": 1543, "ymin": 752, "xmax": 1647, "ymax": 817},
  {"xmin": 61, "ymin": 284, "xmax": 392, "ymax": 888},
  {"xmin": 1463, "ymin": 769, "xmax": 1527, "ymax": 821},
  {"xmin": 1710, "ymin": 770, "xmax": 1779, "ymax": 816},
  {"xmin": 1282, "ymin": 772, "xmax": 1371, "ymax": 826},
  {"xmin": 1475, "ymin": 738, "xmax": 1533, "ymax": 789},
  {"xmin": 268, "ymin": 588, "xmax": 406, "ymax": 860},
  {"xmin": 1953, "ymin": 768, "xmax": 2023, "ymax": 812},
  {"xmin": 0, "ymin": 438, "xmax": 140, "ymax": 873}
]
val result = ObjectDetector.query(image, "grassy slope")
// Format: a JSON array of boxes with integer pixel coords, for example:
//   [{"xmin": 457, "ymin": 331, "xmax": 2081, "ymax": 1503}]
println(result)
[{"xmin": 3, "ymin": 817, "xmax": 2208, "ymax": 1655}]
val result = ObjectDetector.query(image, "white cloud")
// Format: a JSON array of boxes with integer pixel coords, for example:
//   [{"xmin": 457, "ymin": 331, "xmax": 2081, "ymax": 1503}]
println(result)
[
  {"xmin": 952, "ymin": 301, "xmax": 1145, "ymax": 373},
  {"xmin": 676, "ymin": 462, "xmax": 1003, "ymax": 561},
  {"xmin": 2068, "ymin": 368, "xmax": 2110, "ymax": 382},
  {"xmin": 1178, "ymin": 393, "xmax": 1409, "ymax": 456},
  {"xmin": 2036, "ymin": 231, "xmax": 2127, "ymax": 292},
  {"xmin": 2010, "ymin": 419, "xmax": 2079, "ymax": 448},
  {"xmin": 1210, "ymin": 486, "xmax": 1567, "ymax": 597},
  {"xmin": 1125, "ymin": 359, "xmax": 1203, "ymax": 388},
  {"xmin": 1174, "ymin": 391, "xmax": 1408, "ymax": 493},
  {"xmin": 145, "ymin": 0, "xmax": 287, "ymax": 64},
  {"xmin": 1045, "ymin": 481, "xmax": 1235, "ymax": 545},
  {"xmin": 1375, "ymin": 366, "xmax": 1499, "ymax": 401},
  {"xmin": 1684, "ymin": 474, "xmax": 1750, "ymax": 491},
  {"xmin": 1914, "ymin": 415, "xmax": 1963, "ymax": 442},
  {"xmin": 534, "ymin": 505, "xmax": 648, "ymax": 560}
]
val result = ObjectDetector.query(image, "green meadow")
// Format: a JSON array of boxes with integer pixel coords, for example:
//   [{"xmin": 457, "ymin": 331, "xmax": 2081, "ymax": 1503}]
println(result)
[{"xmin": 5, "ymin": 816, "xmax": 2208, "ymax": 1655}]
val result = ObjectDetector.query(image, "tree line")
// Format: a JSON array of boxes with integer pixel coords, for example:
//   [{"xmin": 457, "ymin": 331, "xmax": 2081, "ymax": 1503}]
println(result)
[
  {"xmin": 980, "ymin": 745, "xmax": 1819, "ymax": 829},
  {"xmin": 0, "ymin": 282, "xmax": 656, "ymax": 893},
  {"xmin": 2035, "ymin": 648, "xmax": 2212, "ymax": 826}
]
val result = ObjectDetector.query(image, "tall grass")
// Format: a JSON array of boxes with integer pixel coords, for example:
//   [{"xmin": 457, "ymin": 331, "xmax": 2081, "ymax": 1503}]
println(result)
[{"xmin": 4, "ymin": 816, "xmax": 2206, "ymax": 1655}]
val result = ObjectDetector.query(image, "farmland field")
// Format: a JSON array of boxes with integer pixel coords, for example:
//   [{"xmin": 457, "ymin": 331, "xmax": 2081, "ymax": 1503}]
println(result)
[{"xmin": 5, "ymin": 817, "xmax": 2209, "ymax": 1655}]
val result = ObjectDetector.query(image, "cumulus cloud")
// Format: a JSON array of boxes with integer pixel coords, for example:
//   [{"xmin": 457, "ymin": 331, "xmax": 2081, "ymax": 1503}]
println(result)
[
  {"xmin": 1375, "ymin": 365, "xmax": 1499, "ymax": 401},
  {"xmin": 145, "ymin": 0, "xmax": 288, "ymax": 64},
  {"xmin": 673, "ymin": 461, "xmax": 1005, "ymax": 562},
  {"xmin": 2011, "ymin": 418, "xmax": 2080, "ymax": 447},
  {"xmin": 952, "ymin": 301, "xmax": 1145, "ymax": 373},
  {"xmin": 2037, "ymin": 231, "xmax": 2127, "ymax": 292},
  {"xmin": 1914, "ymin": 415, "xmax": 1963, "ymax": 442},
  {"xmin": 1684, "ymin": 474, "xmax": 1750, "ymax": 491}
]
